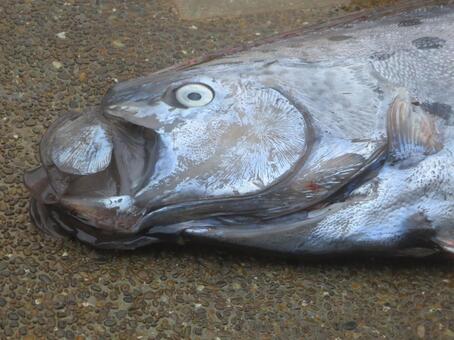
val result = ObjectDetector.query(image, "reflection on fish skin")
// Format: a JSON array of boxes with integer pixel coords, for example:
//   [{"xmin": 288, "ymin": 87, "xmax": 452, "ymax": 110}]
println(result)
[{"xmin": 24, "ymin": 3, "xmax": 454, "ymax": 258}]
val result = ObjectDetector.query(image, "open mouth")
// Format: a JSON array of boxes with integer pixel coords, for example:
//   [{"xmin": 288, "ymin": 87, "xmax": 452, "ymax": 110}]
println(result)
[{"xmin": 24, "ymin": 108, "xmax": 160, "ymax": 236}]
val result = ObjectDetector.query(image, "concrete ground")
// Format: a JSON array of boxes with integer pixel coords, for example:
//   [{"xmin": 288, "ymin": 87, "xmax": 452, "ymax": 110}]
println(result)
[{"xmin": 0, "ymin": 0, "xmax": 453, "ymax": 338}]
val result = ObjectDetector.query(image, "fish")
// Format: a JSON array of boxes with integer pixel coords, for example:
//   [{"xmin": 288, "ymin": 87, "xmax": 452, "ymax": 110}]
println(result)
[{"xmin": 24, "ymin": 2, "xmax": 454, "ymax": 258}]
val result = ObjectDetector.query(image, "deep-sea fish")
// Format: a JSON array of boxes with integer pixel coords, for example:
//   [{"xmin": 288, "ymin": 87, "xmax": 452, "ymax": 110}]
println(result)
[{"xmin": 24, "ymin": 2, "xmax": 454, "ymax": 258}]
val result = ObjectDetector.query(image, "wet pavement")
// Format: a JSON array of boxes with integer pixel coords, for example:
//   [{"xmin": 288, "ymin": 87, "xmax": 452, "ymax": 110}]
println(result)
[{"xmin": 0, "ymin": 0, "xmax": 453, "ymax": 338}]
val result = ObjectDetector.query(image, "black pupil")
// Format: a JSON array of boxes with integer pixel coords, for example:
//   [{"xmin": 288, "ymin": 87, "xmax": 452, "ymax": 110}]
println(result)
[{"xmin": 187, "ymin": 92, "xmax": 202, "ymax": 101}]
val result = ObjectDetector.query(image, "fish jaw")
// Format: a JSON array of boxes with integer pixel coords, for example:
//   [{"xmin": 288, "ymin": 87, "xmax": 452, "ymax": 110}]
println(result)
[
  {"xmin": 28, "ymin": 198, "xmax": 160, "ymax": 247},
  {"xmin": 23, "ymin": 107, "xmax": 159, "ymax": 235}
]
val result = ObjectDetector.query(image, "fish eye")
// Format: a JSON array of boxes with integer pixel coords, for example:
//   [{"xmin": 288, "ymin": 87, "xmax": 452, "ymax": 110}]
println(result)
[{"xmin": 175, "ymin": 83, "xmax": 214, "ymax": 107}]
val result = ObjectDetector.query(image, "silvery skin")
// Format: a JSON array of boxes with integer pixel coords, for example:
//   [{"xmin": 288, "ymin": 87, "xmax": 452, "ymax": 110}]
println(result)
[{"xmin": 25, "ymin": 3, "xmax": 453, "ymax": 258}]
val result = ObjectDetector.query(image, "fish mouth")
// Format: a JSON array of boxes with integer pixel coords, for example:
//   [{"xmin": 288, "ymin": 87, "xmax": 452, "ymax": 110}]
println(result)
[
  {"xmin": 25, "ymin": 161, "xmax": 161, "ymax": 247},
  {"xmin": 24, "ymin": 108, "xmax": 160, "ymax": 236}
]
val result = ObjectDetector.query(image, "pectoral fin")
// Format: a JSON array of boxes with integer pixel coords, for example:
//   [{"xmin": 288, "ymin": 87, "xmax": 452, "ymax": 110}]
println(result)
[{"xmin": 387, "ymin": 89, "xmax": 443, "ymax": 165}]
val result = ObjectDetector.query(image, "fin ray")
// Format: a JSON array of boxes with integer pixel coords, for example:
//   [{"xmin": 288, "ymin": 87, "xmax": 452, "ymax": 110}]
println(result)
[{"xmin": 387, "ymin": 89, "xmax": 443, "ymax": 162}]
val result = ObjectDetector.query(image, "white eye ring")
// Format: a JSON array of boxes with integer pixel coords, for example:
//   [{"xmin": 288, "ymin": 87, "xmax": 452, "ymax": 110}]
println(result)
[{"xmin": 175, "ymin": 83, "xmax": 214, "ymax": 107}]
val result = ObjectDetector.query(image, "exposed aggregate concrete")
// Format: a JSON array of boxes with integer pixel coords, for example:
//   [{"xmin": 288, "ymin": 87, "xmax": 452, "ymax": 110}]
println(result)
[{"xmin": 0, "ymin": 0, "xmax": 453, "ymax": 338}]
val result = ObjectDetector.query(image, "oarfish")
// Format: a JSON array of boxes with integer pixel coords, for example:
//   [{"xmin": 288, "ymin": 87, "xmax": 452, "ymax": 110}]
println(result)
[{"xmin": 24, "ymin": 2, "xmax": 454, "ymax": 258}]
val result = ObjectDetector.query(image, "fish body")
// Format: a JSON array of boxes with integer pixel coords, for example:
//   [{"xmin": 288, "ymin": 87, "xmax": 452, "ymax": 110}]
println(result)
[{"xmin": 25, "ymin": 3, "xmax": 454, "ymax": 257}]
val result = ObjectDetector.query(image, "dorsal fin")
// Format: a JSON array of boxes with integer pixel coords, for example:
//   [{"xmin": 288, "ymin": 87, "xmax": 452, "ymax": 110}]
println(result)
[{"xmin": 387, "ymin": 89, "xmax": 443, "ymax": 165}]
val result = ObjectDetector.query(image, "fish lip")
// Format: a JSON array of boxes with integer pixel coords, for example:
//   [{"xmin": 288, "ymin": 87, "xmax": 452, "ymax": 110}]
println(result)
[{"xmin": 29, "ymin": 197, "xmax": 69, "ymax": 239}]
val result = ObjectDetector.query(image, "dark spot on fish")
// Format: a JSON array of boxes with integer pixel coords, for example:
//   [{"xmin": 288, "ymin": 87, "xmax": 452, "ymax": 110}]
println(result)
[
  {"xmin": 263, "ymin": 60, "xmax": 278, "ymax": 68},
  {"xmin": 398, "ymin": 18, "xmax": 422, "ymax": 27},
  {"xmin": 328, "ymin": 35, "xmax": 352, "ymax": 41},
  {"xmin": 213, "ymin": 61, "xmax": 243, "ymax": 66},
  {"xmin": 370, "ymin": 51, "xmax": 394, "ymax": 61},
  {"xmin": 421, "ymin": 102, "xmax": 453, "ymax": 121},
  {"xmin": 396, "ymin": 212, "xmax": 438, "ymax": 250},
  {"xmin": 373, "ymin": 87, "xmax": 384, "ymax": 95},
  {"xmin": 412, "ymin": 37, "xmax": 446, "ymax": 50}
]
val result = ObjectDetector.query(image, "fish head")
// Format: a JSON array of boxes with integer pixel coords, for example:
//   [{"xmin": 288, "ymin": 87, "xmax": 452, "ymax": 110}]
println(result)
[{"xmin": 24, "ymin": 62, "xmax": 314, "ymax": 239}]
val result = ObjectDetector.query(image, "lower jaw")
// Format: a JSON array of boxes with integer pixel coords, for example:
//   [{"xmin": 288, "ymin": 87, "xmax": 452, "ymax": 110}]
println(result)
[
  {"xmin": 29, "ymin": 170, "xmax": 373, "ymax": 250},
  {"xmin": 29, "ymin": 194, "xmax": 349, "ymax": 252},
  {"xmin": 29, "ymin": 199, "xmax": 161, "ymax": 249}
]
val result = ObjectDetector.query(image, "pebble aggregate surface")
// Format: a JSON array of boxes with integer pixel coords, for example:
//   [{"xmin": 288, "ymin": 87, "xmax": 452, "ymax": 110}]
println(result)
[{"xmin": 0, "ymin": 0, "xmax": 453, "ymax": 338}]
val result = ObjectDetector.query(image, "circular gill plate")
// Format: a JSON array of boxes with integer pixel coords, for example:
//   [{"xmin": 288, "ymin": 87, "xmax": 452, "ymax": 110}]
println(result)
[
  {"xmin": 138, "ymin": 86, "xmax": 310, "ymax": 205},
  {"xmin": 209, "ymin": 88, "xmax": 309, "ymax": 192}
]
